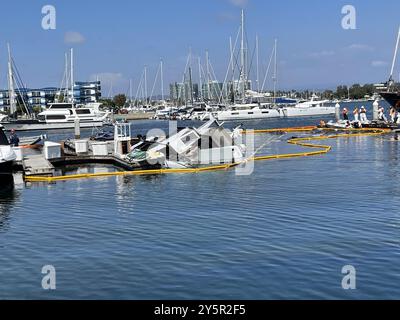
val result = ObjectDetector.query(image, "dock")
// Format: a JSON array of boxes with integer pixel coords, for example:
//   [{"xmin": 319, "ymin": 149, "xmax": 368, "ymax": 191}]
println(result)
[
  {"xmin": 22, "ymin": 154, "xmax": 55, "ymax": 176},
  {"xmin": 13, "ymin": 122, "xmax": 163, "ymax": 179}
]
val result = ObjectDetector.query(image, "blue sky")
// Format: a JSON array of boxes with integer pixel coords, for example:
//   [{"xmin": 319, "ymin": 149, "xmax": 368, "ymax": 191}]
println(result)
[{"xmin": 0, "ymin": 0, "xmax": 399, "ymax": 95}]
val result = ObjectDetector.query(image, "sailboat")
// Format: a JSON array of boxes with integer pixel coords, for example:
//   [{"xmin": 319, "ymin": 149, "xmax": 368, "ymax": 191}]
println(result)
[
  {"xmin": 213, "ymin": 11, "xmax": 282, "ymax": 121},
  {"xmin": 212, "ymin": 11, "xmax": 334, "ymax": 121},
  {"xmin": 380, "ymin": 26, "xmax": 400, "ymax": 109},
  {"xmin": 0, "ymin": 47, "xmax": 110, "ymax": 131},
  {"xmin": 0, "ymin": 44, "xmax": 40, "ymax": 130}
]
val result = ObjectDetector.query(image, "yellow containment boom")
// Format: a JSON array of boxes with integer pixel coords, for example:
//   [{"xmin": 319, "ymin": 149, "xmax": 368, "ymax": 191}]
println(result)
[{"xmin": 24, "ymin": 127, "xmax": 390, "ymax": 183}]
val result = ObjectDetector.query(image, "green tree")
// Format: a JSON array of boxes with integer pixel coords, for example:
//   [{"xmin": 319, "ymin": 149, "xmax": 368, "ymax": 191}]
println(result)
[
  {"xmin": 322, "ymin": 90, "xmax": 334, "ymax": 99},
  {"xmin": 113, "ymin": 94, "xmax": 127, "ymax": 107},
  {"xmin": 336, "ymin": 85, "xmax": 348, "ymax": 99}
]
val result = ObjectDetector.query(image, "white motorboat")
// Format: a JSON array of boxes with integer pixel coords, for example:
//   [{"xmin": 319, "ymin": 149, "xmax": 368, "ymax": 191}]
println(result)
[
  {"xmin": 153, "ymin": 106, "xmax": 178, "ymax": 120},
  {"xmin": 1, "ymin": 103, "xmax": 111, "ymax": 131},
  {"xmin": 283, "ymin": 96, "xmax": 335, "ymax": 117},
  {"xmin": 0, "ymin": 125, "xmax": 16, "ymax": 176},
  {"xmin": 325, "ymin": 120, "xmax": 353, "ymax": 129},
  {"xmin": 215, "ymin": 103, "xmax": 282, "ymax": 121},
  {"xmin": 205, "ymin": 98, "xmax": 334, "ymax": 121}
]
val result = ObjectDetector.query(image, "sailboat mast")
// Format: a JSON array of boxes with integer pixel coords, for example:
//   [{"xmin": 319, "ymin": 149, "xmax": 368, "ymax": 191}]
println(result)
[
  {"xmin": 256, "ymin": 34, "xmax": 260, "ymax": 93},
  {"xmin": 240, "ymin": 9, "xmax": 245, "ymax": 103},
  {"xmin": 160, "ymin": 59, "xmax": 164, "ymax": 101},
  {"xmin": 188, "ymin": 48, "xmax": 194, "ymax": 105},
  {"xmin": 389, "ymin": 26, "xmax": 400, "ymax": 87},
  {"xmin": 198, "ymin": 57, "xmax": 203, "ymax": 101},
  {"xmin": 206, "ymin": 50, "xmax": 210, "ymax": 101},
  {"xmin": 7, "ymin": 44, "xmax": 17, "ymax": 116},
  {"xmin": 189, "ymin": 66, "xmax": 194, "ymax": 106},
  {"xmin": 230, "ymin": 36, "xmax": 235, "ymax": 104},
  {"xmin": 64, "ymin": 52, "xmax": 69, "ymax": 102},
  {"xmin": 70, "ymin": 48, "xmax": 74, "ymax": 103},
  {"xmin": 129, "ymin": 79, "xmax": 133, "ymax": 105},
  {"xmin": 273, "ymin": 39, "xmax": 277, "ymax": 104},
  {"xmin": 144, "ymin": 66, "xmax": 148, "ymax": 105}
]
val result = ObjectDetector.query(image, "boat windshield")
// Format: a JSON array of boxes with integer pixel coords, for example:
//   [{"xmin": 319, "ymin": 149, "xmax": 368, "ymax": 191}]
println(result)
[
  {"xmin": 49, "ymin": 103, "xmax": 73, "ymax": 109},
  {"xmin": 0, "ymin": 128, "xmax": 10, "ymax": 145}
]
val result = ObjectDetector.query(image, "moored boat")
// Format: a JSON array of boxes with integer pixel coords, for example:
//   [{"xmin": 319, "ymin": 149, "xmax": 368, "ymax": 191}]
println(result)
[
  {"xmin": 282, "ymin": 94, "xmax": 335, "ymax": 117},
  {"xmin": 1, "ymin": 103, "xmax": 110, "ymax": 131},
  {"xmin": 215, "ymin": 104, "xmax": 282, "ymax": 121},
  {"xmin": 0, "ymin": 125, "xmax": 16, "ymax": 176}
]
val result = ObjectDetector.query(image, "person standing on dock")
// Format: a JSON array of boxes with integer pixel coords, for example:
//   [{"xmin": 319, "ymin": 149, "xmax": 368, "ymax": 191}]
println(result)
[
  {"xmin": 389, "ymin": 107, "xmax": 397, "ymax": 123},
  {"xmin": 353, "ymin": 107, "xmax": 359, "ymax": 122},
  {"xmin": 360, "ymin": 106, "xmax": 368, "ymax": 123},
  {"xmin": 9, "ymin": 129, "xmax": 19, "ymax": 147},
  {"xmin": 342, "ymin": 108, "xmax": 349, "ymax": 121},
  {"xmin": 378, "ymin": 107, "xmax": 388, "ymax": 122}
]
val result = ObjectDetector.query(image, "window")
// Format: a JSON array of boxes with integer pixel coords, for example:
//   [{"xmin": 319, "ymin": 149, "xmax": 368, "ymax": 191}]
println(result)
[
  {"xmin": 50, "ymin": 104, "xmax": 73, "ymax": 109},
  {"xmin": 32, "ymin": 98, "xmax": 43, "ymax": 104},
  {"xmin": 262, "ymin": 111, "xmax": 269, "ymax": 114},
  {"xmin": 75, "ymin": 109, "xmax": 91, "ymax": 115},
  {"xmin": 182, "ymin": 132, "xmax": 198, "ymax": 146},
  {"xmin": 31, "ymin": 91, "xmax": 44, "ymax": 97},
  {"xmin": 248, "ymin": 112, "xmax": 254, "ymax": 115},
  {"xmin": 46, "ymin": 115, "xmax": 66, "ymax": 120},
  {"xmin": 231, "ymin": 112, "xmax": 239, "ymax": 115}
]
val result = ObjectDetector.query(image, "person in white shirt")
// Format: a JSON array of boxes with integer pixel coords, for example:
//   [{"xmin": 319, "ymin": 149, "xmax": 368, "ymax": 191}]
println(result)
[
  {"xmin": 360, "ymin": 106, "xmax": 368, "ymax": 123},
  {"xmin": 378, "ymin": 107, "xmax": 387, "ymax": 122},
  {"xmin": 353, "ymin": 107, "xmax": 359, "ymax": 122},
  {"xmin": 389, "ymin": 107, "xmax": 397, "ymax": 123}
]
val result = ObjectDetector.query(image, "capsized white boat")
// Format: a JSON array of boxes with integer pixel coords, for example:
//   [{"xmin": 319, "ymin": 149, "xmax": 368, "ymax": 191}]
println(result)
[{"xmin": 127, "ymin": 117, "xmax": 246, "ymax": 168}]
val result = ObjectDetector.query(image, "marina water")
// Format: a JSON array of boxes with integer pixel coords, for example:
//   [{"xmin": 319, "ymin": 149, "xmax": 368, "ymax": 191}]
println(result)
[{"xmin": 1, "ymin": 102, "xmax": 400, "ymax": 299}]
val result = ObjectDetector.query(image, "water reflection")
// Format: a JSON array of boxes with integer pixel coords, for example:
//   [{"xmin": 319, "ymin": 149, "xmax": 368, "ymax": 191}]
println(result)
[{"xmin": 0, "ymin": 176, "xmax": 17, "ymax": 232}]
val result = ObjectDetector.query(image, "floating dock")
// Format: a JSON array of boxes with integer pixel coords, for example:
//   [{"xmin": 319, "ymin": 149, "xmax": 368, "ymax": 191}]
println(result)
[{"xmin": 22, "ymin": 154, "xmax": 55, "ymax": 176}]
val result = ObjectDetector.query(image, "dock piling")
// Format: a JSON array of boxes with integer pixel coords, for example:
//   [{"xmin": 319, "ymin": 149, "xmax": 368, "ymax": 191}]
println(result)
[
  {"xmin": 335, "ymin": 103, "xmax": 341, "ymax": 121},
  {"xmin": 74, "ymin": 117, "xmax": 81, "ymax": 139},
  {"xmin": 373, "ymin": 100, "xmax": 379, "ymax": 121}
]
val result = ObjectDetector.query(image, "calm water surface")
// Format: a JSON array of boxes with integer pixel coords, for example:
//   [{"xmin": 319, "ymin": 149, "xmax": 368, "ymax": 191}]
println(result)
[{"xmin": 1, "ymin": 102, "xmax": 400, "ymax": 299}]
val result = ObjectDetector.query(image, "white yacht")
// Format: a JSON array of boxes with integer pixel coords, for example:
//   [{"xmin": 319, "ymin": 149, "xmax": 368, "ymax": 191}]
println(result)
[
  {"xmin": 1, "ymin": 103, "xmax": 110, "ymax": 131},
  {"xmin": 0, "ymin": 125, "xmax": 16, "ymax": 176},
  {"xmin": 283, "ymin": 96, "xmax": 335, "ymax": 117},
  {"xmin": 153, "ymin": 106, "xmax": 178, "ymax": 120},
  {"xmin": 215, "ymin": 103, "xmax": 282, "ymax": 121}
]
